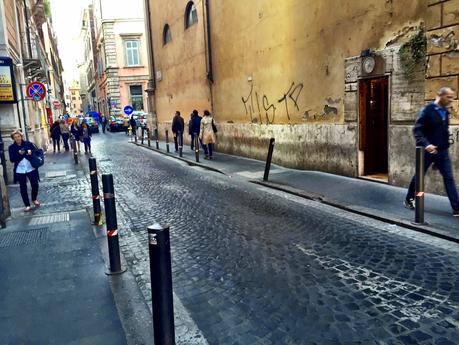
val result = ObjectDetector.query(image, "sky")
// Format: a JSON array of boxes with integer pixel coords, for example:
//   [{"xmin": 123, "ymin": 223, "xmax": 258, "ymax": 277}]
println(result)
[{"xmin": 49, "ymin": 0, "xmax": 91, "ymax": 86}]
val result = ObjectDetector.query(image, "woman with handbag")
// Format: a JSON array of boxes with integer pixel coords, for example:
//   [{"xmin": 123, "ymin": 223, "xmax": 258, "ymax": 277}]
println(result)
[
  {"xmin": 200, "ymin": 110, "xmax": 217, "ymax": 160},
  {"xmin": 8, "ymin": 130, "xmax": 41, "ymax": 212}
]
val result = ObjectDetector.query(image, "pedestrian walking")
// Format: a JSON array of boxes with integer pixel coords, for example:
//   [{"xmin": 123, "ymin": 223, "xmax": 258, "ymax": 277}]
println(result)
[
  {"xmin": 70, "ymin": 121, "xmax": 83, "ymax": 152},
  {"xmin": 82, "ymin": 122, "xmax": 92, "ymax": 154},
  {"xmin": 50, "ymin": 120, "xmax": 61, "ymax": 153},
  {"xmin": 189, "ymin": 110, "xmax": 202, "ymax": 151},
  {"xmin": 404, "ymin": 87, "xmax": 459, "ymax": 217},
  {"xmin": 60, "ymin": 120, "xmax": 70, "ymax": 151},
  {"xmin": 200, "ymin": 110, "xmax": 217, "ymax": 160},
  {"xmin": 172, "ymin": 111, "xmax": 184, "ymax": 152},
  {"xmin": 101, "ymin": 115, "xmax": 107, "ymax": 133},
  {"xmin": 129, "ymin": 116, "xmax": 137, "ymax": 139},
  {"xmin": 8, "ymin": 130, "xmax": 41, "ymax": 212}
]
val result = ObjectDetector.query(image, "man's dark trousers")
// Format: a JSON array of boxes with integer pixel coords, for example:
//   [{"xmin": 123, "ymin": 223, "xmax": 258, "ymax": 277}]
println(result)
[
  {"xmin": 406, "ymin": 149, "xmax": 459, "ymax": 210},
  {"xmin": 174, "ymin": 132, "xmax": 183, "ymax": 152}
]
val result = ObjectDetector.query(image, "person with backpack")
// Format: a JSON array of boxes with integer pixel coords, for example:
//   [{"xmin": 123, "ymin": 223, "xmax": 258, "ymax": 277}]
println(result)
[
  {"xmin": 50, "ymin": 120, "xmax": 61, "ymax": 153},
  {"xmin": 129, "ymin": 116, "xmax": 137, "ymax": 139},
  {"xmin": 200, "ymin": 110, "xmax": 217, "ymax": 160},
  {"xmin": 9, "ymin": 129, "xmax": 42, "ymax": 212},
  {"xmin": 189, "ymin": 110, "xmax": 202, "ymax": 151},
  {"xmin": 70, "ymin": 121, "xmax": 83, "ymax": 153},
  {"xmin": 172, "ymin": 111, "xmax": 184, "ymax": 153}
]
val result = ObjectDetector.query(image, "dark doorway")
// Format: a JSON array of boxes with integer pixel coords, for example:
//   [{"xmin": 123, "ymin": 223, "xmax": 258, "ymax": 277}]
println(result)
[{"xmin": 359, "ymin": 77, "xmax": 389, "ymax": 179}]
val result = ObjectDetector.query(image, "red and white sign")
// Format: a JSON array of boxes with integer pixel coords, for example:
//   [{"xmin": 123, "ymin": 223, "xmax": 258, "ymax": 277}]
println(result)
[
  {"xmin": 26, "ymin": 81, "xmax": 46, "ymax": 101},
  {"xmin": 52, "ymin": 100, "xmax": 61, "ymax": 109}
]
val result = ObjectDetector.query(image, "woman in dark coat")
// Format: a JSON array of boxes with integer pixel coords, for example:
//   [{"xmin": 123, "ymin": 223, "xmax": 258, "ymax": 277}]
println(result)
[
  {"xmin": 8, "ymin": 130, "xmax": 40, "ymax": 212},
  {"xmin": 50, "ymin": 120, "xmax": 61, "ymax": 153},
  {"xmin": 70, "ymin": 122, "xmax": 83, "ymax": 152}
]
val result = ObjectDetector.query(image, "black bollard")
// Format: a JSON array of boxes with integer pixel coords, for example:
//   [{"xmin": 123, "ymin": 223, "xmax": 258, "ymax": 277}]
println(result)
[
  {"xmin": 194, "ymin": 133, "xmax": 199, "ymax": 162},
  {"xmin": 102, "ymin": 174, "xmax": 126, "ymax": 275},
  {"xmin": 178, "ymin": 131, "xmax": 183, "ymax": 157},
  {"xmin": 263, "ymin": 138, "xmax": 275, "ymax": 181},
  {"xmin": 141, "ymin": 127, "xmax": 145, "ymax": 145},
  {"xmin": 148, "ymin": 224, "xmax": 176, "ymax": 345},
  {"xmin": 89, "ymin": 158, "xmax": 103, "ymax": 226},
  {"xmin": 148, "ymin": 128, "xmax": 151, "ymax": 147},
  {"xmin": 165, "ymin": 130, "xmax": 170, "ymax": 153},
  {"xmin": 155, "ymin": 128, "xmax": 160, "ymax": 149},
  {"xmin": 414, "ymin": 146, "xmax": 425, "ymax": 224}
]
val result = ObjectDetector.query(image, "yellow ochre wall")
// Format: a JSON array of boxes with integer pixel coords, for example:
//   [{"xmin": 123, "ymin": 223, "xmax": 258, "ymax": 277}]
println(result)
[{"xmin": 210, "ymin": 0, "xmax": 426, "ymax": 125}]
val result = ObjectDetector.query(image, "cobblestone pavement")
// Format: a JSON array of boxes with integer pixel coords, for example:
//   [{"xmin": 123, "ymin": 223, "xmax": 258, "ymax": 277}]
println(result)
[{"xmin": 28, "ymin": 134, "xmax": 459, "ymax": 345}]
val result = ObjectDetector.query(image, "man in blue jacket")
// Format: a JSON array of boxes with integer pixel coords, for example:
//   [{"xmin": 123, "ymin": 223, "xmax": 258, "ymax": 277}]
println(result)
[{"xmin": 405, "ymin": 87, "xmax": 459, "ymax": 216}]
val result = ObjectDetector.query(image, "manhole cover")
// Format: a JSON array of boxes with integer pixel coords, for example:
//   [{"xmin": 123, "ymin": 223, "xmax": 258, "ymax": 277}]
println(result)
[
  {"xmin": 29, "ymin": 213, "xmax": 69, "ymax": 226},
  {"xmin": 0, "ymin": 228, "xmax": 48, "ymax": 248},
  {"xmin": 46, "ymin": 171, "xmax": 67, "ymax": 178}
]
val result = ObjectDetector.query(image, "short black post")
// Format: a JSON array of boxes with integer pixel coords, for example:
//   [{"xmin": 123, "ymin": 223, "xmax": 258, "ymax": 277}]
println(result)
[
  {"xmin": 148, "ymin": 128, "xmax": 151, "ymax": 147},
  {"xmin": 263, "ymin": 138, "xmax": 275, "ymax": 181},
  {"xmin": 148, "ymin": 223, "xmax": 176, "ymax": 345},
  {"xmin": 155, "ymin": 128, "xmax": 160, "ymax": 149},
  {"xmin": 70, "ymin": 136, "xmax": 78, "ymax": 164},
  {"xmin": 89, "ymin": 158, "xmax": 102, "ymax": 226},
  {"xmin": 165, "ymin": 130, "xmax": 170, "ymax": 153},
  {"xmin": 178, "ymin": 131, "xmax": 183, "ymax": 157},
  {"xmin": 141, "ymin": 127, "xmax": 145, "ymax": 145},
  {"xmin": 414, "ymin": 146, "xmax": 425, "ymax": 224},
  {"xmin": 134, "ymin": 128, "xmax": 138, "ymax": 143},
  {"xmin": 194, "ymin": 133, "xmax": 199, "ymax": 162},
  {"xmin": 102, "ymin": 174, "xmax": 126, "ymax": 275}
]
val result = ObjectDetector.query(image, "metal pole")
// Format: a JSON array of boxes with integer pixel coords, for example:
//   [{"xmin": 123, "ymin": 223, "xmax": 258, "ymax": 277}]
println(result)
[
  {"xmin": 89, "ymin": 158, "xmax": 102, "ymax": 226},
  {"xmin": 263, "ymin": 138, "xmax": 275, "ymax": 181},
  {"xmin": 414, "ymin": 146, "xmax": 425, "ymax": 224},
  {"xmin": 194, "ymin": 133, "xmax": 199, "ymax": 162},
  {"xmin": 166, "ymin": 130, "xmax": 170, "ymax": 153},
  {"xmin": 102, "ymin": 174, "xmax": 126, "ymax": 275},
  {"xmin": 148, "ymin": 223, "xmax": 176, "ymax": 345},
  {"xmin": 148, "ymin": 128, "xmax": 151, "ymax": 147},
  {"xmin": 70, "ymin": 136, "xmax": 78, "ymax": 164},
  {"xmin": 155, "ymin": 128, "xmax": 159, "ymax": 149},
  {"xmin": 178, "ymin": 131, "xmax": 183, "ymax": 157},
  {"xmin": 141, "ymin": 127, "xmax": 145, "ymax": 145}
]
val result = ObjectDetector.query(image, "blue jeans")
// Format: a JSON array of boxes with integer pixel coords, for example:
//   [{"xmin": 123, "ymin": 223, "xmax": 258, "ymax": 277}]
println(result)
[{"xmin": 406, "ymin": 150, "xmax": 459, "ymax": 211}]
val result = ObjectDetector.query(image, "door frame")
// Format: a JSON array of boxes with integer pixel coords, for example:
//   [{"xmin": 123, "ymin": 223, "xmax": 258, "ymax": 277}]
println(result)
[{"xmin": 357, "ymin": 73, "xmax": 392, "ymax": 181}]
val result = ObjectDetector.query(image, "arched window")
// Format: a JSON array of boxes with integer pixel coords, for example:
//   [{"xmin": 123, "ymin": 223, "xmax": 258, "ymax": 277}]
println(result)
[
  {"xmin": 185, "ymin": 1, "xmax": 198, "ymax": 29},
  {"xmin": 163, "ymin": 24, "xmax": 172, "ymax": 45}
]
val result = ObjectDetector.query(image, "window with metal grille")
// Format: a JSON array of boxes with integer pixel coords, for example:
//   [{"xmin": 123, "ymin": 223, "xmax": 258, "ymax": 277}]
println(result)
[{"xmin": 130, "ymin": 85, "xmax": 143, "ymax": 110}]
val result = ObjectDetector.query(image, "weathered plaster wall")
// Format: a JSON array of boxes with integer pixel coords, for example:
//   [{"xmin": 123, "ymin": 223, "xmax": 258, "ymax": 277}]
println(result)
[{"xmin": 150, "ymin": 0, "xmax": 211, "ymax": 122}]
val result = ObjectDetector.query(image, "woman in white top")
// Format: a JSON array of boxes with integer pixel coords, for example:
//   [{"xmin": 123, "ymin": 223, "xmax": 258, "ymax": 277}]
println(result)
[
  {"xmin": 199, "ymin": 110, "xmax": 217, "ymax": 160},
  {"xmin": 8, "ymin": 130, "xmax": 40, "ymax": 212}
]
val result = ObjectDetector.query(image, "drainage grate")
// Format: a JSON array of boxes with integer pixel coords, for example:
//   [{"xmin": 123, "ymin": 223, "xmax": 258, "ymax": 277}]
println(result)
[
  {"xmin": 0, "ymin": 228, "xmax": 48, "ymax": 248},
  {"xmin": 46, "ymin": 171, "xmax": 67, "ymax": 178},
  {"xmin": 28, "ymin": 213, "xmax": 70, "ymax": 226}
]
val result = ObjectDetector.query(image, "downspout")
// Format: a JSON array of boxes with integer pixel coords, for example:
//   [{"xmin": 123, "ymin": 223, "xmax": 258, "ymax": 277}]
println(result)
[
  {"xmin": 23, "ymin": 0, "xmax": 32, "ymax": 58},
  {"xmin": 203, "ymin": 0, "xmax": 214, "ymax": 111},
  {"xmin": 143, "ymin": 0, "xmax": 157, "ymax": 131}
]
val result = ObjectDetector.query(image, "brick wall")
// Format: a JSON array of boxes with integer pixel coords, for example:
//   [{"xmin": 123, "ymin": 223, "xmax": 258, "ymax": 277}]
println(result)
[{"xmin": 426, "ymin": 0, "xmax": 459, "ymax": 122}]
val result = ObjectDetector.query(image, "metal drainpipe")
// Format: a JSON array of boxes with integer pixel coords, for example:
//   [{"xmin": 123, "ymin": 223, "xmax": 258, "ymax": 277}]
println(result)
[
  {"xmin": 143, "ymin": 0, "xmax": 158, "ymax": 132},
  {"xmin": 23, "ymin": 0, "xmax": 32, "ymax": 58},
  {"xmin": 203, "ymin": 0, "xmax": 214, "ymax": 113}
]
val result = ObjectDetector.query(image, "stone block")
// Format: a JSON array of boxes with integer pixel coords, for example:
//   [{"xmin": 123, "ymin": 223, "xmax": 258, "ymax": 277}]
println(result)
[
  {"xmin": 449, "ymin": 99, "xmax": 459, "ymax": 123},
  {"xmin": 344, "ymin": 91, "xmax": 357, "ymax": 122},
  {"xmin": 427, "ymin": 24, "xmax": 459, "ymax": 54},
  {"xmin": 345, "ymin": 57, "xmax": 360, "ymax": 83},
  {"xmin": 441, "ymin": 51, "xmax": 459, "ymax": 75},
  {"xmin": 425, "ymin": 76, "xmax": 458, "ymax": 99},
  {"xmin": 426, "ymin": 54, "xmax": 441, "ymax": 77},
  {"xmin": 443, "ymin": 0, "xmax": 459, "ymax": 26},
  {"xmin": 426, "ymin": 3, "xmax": 442, "ymax": 30}
]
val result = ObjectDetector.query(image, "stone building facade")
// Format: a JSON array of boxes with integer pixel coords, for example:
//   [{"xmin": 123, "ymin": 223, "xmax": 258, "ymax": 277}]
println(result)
[
  {"xmin": 146, "ymin": 1, "xmax": 459, "ymax": 194},
  {"xmin": 92, "ymin": 0, "xmax": 149, "ymax": 117}
]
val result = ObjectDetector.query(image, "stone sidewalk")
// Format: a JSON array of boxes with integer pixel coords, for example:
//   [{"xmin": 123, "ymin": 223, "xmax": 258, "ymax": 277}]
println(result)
[
  {"xmin": 134, "ymin": 138, "xmax": 459, "ymax": 242},
  {"xmin": 0, "ymin": 150, "xmax": 153, "ymax": 345}
]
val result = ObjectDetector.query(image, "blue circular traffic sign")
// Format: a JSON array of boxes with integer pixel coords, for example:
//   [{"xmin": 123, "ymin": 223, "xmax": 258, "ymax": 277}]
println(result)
[
  {"xmin": 124, "ymin": 105, "xmax": 134, "ymax": 115},
  {"xmin": 26, "ymin": 81, "xmax": 46, "ymax": 101}
]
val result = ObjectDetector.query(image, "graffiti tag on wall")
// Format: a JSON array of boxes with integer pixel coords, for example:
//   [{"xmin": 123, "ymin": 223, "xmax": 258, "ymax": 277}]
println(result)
[{"xmin": 241, "ymin": 81, "xmax": 339, "ymax": 125}]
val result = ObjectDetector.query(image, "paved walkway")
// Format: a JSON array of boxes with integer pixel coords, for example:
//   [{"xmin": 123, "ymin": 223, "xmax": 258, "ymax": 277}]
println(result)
[
  {"xmin": 134, "ymin": 138, "xmax": 459, "ymax": 242},
  {"xmin": 0, "ymin": 151, "xmax": 130, "ymax": 345}
]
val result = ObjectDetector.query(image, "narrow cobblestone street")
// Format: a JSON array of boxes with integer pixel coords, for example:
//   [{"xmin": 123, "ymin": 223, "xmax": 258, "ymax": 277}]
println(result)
[{"xmin": 75, "ymin": 133, "xmax": 459, "ymax": 345}]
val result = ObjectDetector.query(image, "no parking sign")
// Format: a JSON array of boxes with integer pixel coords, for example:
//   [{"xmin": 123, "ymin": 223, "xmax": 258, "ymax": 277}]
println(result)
[{"xmin": 26, "ymin": 81, "xmax": 46, "ymax": 101}]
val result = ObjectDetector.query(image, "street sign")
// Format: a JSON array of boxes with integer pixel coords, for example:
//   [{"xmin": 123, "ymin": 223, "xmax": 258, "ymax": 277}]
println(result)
[
  {"xmin": 124, "ymin": 105, "xmax": 134, "ymax": 115},
  {"xmin": 52, "ymin": 100, "xmax": 61, "ymax": 109},
  {"xmin": 0, "ymin": 57, "xmax": 17, "ymax": 103},
  {"xmin": 26, "ymin": 81, "xmax": 46, "ymax": 102}
]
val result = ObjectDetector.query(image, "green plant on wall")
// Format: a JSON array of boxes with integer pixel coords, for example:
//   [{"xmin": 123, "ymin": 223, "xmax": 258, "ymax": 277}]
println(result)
[
  {"xmin": 398, "ymin": 29, "xmax": 426, "ymax": 80},
  {"xmin": 44, "ymin": 0, "xmax": 51, "ymax": 18}
]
